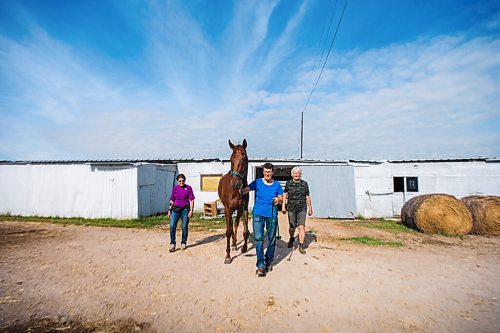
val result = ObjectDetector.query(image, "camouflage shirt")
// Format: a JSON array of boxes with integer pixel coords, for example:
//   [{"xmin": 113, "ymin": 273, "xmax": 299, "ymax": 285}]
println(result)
[{"xmin": 284, "ymin": 179, "xmax": 310, "ymax": 213}]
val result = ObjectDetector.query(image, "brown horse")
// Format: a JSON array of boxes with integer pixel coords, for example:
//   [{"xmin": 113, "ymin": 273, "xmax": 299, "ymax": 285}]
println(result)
[{"xmin": 217, "ymin": 139, "xmax": 250, "ymax": 264}]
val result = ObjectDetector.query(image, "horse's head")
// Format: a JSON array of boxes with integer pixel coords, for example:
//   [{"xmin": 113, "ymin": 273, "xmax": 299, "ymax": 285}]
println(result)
[{"xmin": 229, "ymin": 139, "xmax": 248, "ymax": 190}]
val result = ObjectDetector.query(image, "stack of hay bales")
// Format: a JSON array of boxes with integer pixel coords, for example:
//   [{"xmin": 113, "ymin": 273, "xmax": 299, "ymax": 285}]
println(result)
[
  {"xmin": 401, "ymin": 194, "xmax": 472, "ymax": 235},
  {"xmin": 462, "ymin": 195, "xmax": 500, "ymax": 236}
]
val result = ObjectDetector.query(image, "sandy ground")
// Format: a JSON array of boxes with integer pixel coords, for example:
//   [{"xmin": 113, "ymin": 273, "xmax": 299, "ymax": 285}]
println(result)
[{"xmin": 0, "ymin": 215, "xmax": 499, "ymax": 333}]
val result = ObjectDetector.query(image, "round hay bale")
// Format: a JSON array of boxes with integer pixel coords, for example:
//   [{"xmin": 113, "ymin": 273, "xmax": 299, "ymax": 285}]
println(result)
[
  {"xmin": 401, "ymin": 194, "xmax": 472, "ymax": 235},
  {"xmin": 462, "ymin": 195, "xmax": 500, "ymax": 236}
]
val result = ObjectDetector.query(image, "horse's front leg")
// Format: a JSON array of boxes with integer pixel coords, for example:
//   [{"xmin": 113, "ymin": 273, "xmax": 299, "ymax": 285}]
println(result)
[
  {"xmin": 233, "ymin": 209, "xmax": 241, "ymax": 251},
  {"xmin": 224, "ymin": 208, "xmax": 233, "ymax": 264},
  {"xmin": 241, "ymin": 208, "xmax": 249, "ymax": 253}
]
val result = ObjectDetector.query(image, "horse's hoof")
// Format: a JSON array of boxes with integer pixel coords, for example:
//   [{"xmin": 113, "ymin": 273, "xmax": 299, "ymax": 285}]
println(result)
[
  {"xmin": 241, "ymin": 245, "xmax": 248, "ymax": 253},
  {"xmin": 224, "ymin": 257, "xmax": 232, "ymax": 264},
  {"xmin": 231, "ymin": 245, "xmax": 237, "ymax": 251}
]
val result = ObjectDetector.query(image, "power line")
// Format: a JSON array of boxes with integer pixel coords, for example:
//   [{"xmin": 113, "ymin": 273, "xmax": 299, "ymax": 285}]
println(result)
[
  {"xmin": 300, "ymin": 0, "xmax": 348, "ymax": 159},
  {"xmin": 310, "ymin": 0, "xmax": 339, "ymax": 79}
]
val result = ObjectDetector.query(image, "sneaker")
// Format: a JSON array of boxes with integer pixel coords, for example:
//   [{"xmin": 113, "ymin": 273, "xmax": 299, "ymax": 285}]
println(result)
[
  {"xmin": 265, "ymin": 263, "xmax": 273, "ymax": 272},
  {"xmin": 181, "ymin": 243, "xmax": 187, "ymax": 250},
  {"xmin": 169, "ymin": 244, "xmax": 175, "ymax": 253},
  {"xmin": 256, "ymin": 268, "xmax": 266, "ymax": 277},
  {"xmin": 287, "ymin": 237, "xmax": 295, "ymax": 248},
  {"xmin": 299, "ymin": 245, "xmax": 306, "ymax": 255}
]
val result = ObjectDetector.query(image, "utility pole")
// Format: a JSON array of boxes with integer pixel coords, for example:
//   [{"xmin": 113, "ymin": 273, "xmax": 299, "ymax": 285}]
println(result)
[{"xmin": 298, "ymin": 0, "xmax": 348, "ymax": 160}]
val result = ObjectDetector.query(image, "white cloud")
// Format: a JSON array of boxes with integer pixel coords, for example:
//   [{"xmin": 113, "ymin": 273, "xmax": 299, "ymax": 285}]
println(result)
[
  {"xmin": 298, "ymin": 35, "xmax": 500, "ymax": 159},
  {"xmin": 0, "ymin": 7, "xmax": 499, "ymax": 162}
]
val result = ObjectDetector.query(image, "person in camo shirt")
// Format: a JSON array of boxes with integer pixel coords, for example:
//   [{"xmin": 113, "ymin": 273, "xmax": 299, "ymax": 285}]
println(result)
[{"xmin": 281, "ymin": 166, "xmax": 313, "ymax": 254}]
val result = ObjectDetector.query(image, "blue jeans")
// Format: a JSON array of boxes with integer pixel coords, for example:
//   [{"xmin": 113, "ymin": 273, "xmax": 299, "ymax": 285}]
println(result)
[
  {"xmin": 253, "ymin": 214, "xmax": 277, "ymax": 269},
  {"xmin": 170, "ymin": 207, "xmax": 189, "ymax": 245}
]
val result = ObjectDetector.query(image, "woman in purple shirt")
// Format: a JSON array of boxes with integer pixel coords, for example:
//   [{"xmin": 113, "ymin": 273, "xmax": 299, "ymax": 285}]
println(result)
[{"xmin": 167, "ymin": 174, "xmax": 195, "ymax": 252}]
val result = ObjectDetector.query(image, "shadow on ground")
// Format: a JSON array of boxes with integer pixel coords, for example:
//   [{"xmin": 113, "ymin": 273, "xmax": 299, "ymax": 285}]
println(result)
[{"xmin": 2, "ymin": 317, "xmax": 151, "ymax": 333}]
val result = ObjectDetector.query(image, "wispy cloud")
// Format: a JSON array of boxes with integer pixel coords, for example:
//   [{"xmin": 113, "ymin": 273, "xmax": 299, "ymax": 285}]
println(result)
[
  {"xmin": 299, "ymin": 35, "xmax": 500, "ymax": 159},
  {"xmin": 0, "ymin": 1, "xmax": 499, "ymax": 161}
]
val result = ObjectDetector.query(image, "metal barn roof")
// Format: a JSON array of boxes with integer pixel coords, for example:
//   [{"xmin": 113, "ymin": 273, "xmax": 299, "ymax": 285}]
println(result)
[{"xmin": 0, "ymin": 156, "xmax": 498, "ymax": 166}]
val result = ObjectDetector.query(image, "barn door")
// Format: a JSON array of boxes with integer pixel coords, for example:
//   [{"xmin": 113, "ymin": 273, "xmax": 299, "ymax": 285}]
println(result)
[
  {"xmin": 300, "ymin": 165, "xmax": 356, "ymax": 218},
  {"xmin": 153, "ymin": 168, "xmax": 176, "ymax": 214},
  {"xmin": 138, "ymin": 165, "xmax": 176, "ymax": 217}
]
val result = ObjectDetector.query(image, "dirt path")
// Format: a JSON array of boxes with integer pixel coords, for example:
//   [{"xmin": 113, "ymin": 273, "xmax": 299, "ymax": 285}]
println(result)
[{"xmin": 0, "ymin": 216, "xmax": 499, "ymax": 332}]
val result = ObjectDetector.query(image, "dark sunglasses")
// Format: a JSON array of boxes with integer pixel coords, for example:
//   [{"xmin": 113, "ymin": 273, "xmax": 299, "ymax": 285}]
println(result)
[{"xmin": 177, "ymin": 179, "xmax": 186, "ymax": 183}]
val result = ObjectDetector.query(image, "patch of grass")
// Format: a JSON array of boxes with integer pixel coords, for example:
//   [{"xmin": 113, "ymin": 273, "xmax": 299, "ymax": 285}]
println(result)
[
  {"xmin": 349, "ymin": 219, "xmax": 417, "ymax": 234},
  {"xmin": 0, "ymin": 213, "xmax": 241, "ymax": 232},
  {"xmin": 190, "ymin": 215, "xmax": 228, "ymax": 231},
  {"xmin": 364, "ymin": 221, "xmax": 413, "ymax": 232},
  {"xmin": 339, "ymin": 236, "xmax": 403, "ymax": 247},
  {"xmin": 0, "ymin": 214, "xmax": 166, "ymax": 228}
]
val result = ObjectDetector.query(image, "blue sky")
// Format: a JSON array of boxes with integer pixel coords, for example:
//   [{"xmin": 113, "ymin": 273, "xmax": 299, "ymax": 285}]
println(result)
[{"xmin": 1, "ymin": 0, "xmax": 499, "ymax": 161}]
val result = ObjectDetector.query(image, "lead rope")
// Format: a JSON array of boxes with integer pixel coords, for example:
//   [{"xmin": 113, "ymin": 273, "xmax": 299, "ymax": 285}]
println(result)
[
  {"xmin": 241, "ymin": 192, "xmax": 280, "ymax": 241},
  {"xmin": 274, "ymin": 204, "xmax": 281, "ymax": 240}
]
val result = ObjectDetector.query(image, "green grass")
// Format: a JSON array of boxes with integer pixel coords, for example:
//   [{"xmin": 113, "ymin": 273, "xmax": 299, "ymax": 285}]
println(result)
[
  {"xmin": 0, "ymin": 213, "xmax": 239, "ymax": 232},
  {"xmin": 361, "ymin": 221, "xmax": 414, "ymax": 232},
  {"xmin": 0, "ymin": 214, "xmax": 164, "ymax": 228},
  {"xmin": 338, "ymin": 236, "xmax": 403, "ymax": 247},
  {"xmin": 348, "ymin": 219, "xmax": 417, "ymax": 234},
  {"xmin": 190, "ymin": 215, "xmax": 231, "ymax": 231}
]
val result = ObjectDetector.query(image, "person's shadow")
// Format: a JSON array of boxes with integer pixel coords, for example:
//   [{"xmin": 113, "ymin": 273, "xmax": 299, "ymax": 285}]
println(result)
[
  {"xmin": 273, "ymin": 230, "xmax": 317, "ymax": 266},
  {"xmin": 187, "ymin": 217, "xmax": 318, "ymax": 267}
]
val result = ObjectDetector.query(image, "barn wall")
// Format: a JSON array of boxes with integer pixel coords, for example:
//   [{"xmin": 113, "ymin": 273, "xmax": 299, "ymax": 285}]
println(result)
[
  {"xmin": 354, "ymin": 161, "xmax": 500, "ymax": 218},
  {"xmin": 300, "ymin": 165, "xmax": 356, "ymax": 218},
  {"xmin": 178, "ymin": 161, "xmax": 302, "ymax": 212},
  {"xmin": 177, "ymin": 162, "xmax": 230, "ymax": 211},
  {"xmin": 178, "ymin": 161, "xmax": 354, "ymax": 218},
  {"xmin": 0, "ymin": 164, "xmax": 139, "ymax": 219},
  {"xmin": 4, "ymin": 159, "xmax": 496, "ymax": 220}
]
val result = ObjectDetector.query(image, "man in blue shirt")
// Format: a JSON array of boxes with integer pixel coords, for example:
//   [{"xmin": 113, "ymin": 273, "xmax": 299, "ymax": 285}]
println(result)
[{"xmin": 242, "ymin": 163, "xmax": 283, "ymax": 277}]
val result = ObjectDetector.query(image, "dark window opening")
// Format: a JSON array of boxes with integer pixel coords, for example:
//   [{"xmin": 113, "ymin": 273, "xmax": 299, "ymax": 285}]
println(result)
[
  {"xmin": 393, "ymin": 177, "xmax": 405, "ymax": 192},
  {"xmin": 254, "ymin": 166, "xmax": 292, "ymax": 211},
  {"xmin": 255, "ymin": 166, "xmax": 292, "ymax": 182},
  {"xmin": 393, "ymin": 176, "xmax": 419, "ymax": 192},
  {"xmin": 406, "ymin": 177, "xmax": 419, "ymax": 192}
]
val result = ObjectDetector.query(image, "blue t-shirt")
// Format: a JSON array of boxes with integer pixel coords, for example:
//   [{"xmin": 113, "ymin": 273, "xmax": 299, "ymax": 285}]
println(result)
[{"xmin": 248, "ymin": 178, "xmax": 283, "ymax": 218}]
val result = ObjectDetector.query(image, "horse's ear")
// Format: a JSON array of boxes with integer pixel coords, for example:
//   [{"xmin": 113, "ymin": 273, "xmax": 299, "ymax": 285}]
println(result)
[
  {"xmin": 228, "ymin": 140, "xmax": 235, "ymax": 149},
  {"xmin": 242, "ymin": 139, "xmax": 247, "ymax": 148}
]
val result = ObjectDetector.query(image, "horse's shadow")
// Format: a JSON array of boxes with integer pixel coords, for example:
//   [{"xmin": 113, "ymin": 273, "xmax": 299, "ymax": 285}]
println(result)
[
  {"xmin": 191, "ymin": 235, "xmax": 256, "ymax": 262},
  {"xmin": 189, "ymin": 233, "xmax": 226, "ymax": 248},
  {"xmin": 188, "ymin": 233, "xmax": 254, "ymax": 261}
]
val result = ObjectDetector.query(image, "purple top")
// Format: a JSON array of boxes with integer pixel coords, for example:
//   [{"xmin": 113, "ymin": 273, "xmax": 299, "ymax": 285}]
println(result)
[{"xmin": 170, "ymin": 184, "xmax": 195, "ymax": 207}]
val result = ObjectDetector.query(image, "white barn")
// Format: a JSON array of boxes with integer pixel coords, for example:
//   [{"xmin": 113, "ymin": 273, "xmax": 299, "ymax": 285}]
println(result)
[
  {"xmin": 0, "ymin": 161, "xmax": 177, "ymax": 219},
  {"xmin": 178, "ymin": 159, "xmax": 356, "ymax": 218},
  {"xmin": 179, "ymin": 157, "xmax": 500, "ymax": 219},
  {"xmin": 352, "ymin": 158, "xmax": 500, "ymax": 218},
  {"xmin": 1, "ymin": 157, "xmax": 499, "ymax": 219}
]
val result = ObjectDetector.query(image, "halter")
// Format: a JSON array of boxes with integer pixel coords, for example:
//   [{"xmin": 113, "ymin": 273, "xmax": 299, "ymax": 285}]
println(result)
[{"xmin": 231, "ymin": 171, "xmax": 244, "ymax": 179}]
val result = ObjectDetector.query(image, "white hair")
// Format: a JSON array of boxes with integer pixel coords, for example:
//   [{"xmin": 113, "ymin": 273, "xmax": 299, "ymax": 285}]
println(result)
[{"xmin": 291, "ymin": 166, "xmax": 302, "ymax": 176}]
